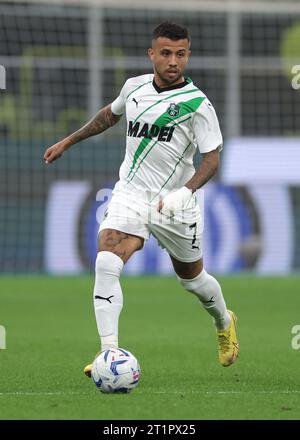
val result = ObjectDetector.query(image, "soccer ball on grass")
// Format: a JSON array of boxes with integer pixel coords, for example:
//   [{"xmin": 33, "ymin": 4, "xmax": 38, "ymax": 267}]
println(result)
[{"xmin": 91, "ymin": 348, "xmax": 141, "ymax": 394}]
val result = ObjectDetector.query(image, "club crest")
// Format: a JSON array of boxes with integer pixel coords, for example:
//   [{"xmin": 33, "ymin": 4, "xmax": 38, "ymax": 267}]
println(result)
[{"xmin": 167, "ymin": 103, "xmax": 180, "ymax": 117}]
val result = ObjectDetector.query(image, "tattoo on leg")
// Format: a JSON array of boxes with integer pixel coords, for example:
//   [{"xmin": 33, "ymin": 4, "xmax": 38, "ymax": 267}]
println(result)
[
  {"xmin": 100, "ymin": 231, "xmax": 130, "ymax": 259},
  {"xmin": 99, "ymin": 230, "xmax": 143, "ymax": 263}
]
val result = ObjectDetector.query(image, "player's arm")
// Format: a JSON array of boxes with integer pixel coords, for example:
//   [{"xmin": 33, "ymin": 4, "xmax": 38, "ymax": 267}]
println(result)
[
  {"xmin": 185, "ymin": 148, "xmax": 220, "ymax": 193},
  {"xmin": 157, "ymin": 149, "xmax": 219, "ymax": 212},
  {"xmin": 158, "ymin": 99, "xmax": 222, "ymax": 213},
  {"xmin": 44, "ymin": 104, "xmax": 121, "ymax": 164}
]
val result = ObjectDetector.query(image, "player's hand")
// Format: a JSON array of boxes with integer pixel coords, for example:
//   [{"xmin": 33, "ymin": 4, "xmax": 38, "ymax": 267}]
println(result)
[
  {"xmin": 157, "ymin": 186, "xmax": 192, "ymax": 214},
  {"xmin": 43, "ymin": 141, "xmax": 68, "ymax": 164}
]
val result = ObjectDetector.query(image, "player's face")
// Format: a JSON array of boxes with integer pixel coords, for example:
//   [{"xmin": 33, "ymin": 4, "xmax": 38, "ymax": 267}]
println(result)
[{"xmin": 148, "ymin": 37, "xmax": 191, "ymax": 87}]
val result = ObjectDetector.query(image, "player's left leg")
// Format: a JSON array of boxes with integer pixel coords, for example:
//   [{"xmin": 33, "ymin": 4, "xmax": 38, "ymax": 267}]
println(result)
[
  {"xmin": 149, "ymin": 216, "xmax": 239, "ymax": 367},
  {"xmin": 171, "ymin": 257, "xmax": 230, "ymax": 329},
  {"xmin": 170, "ymin": 256, "xmax": 239, "ymax": 367}
]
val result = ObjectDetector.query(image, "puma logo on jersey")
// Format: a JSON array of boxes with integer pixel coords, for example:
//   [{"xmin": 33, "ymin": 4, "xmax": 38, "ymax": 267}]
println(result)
[
  {"xmin": 128, "ymin": 121, "xmax": 175, "ymax": 141},
  {"xmin": 132, "ymin": 98, "xmax": 140, "ymax": 107}
]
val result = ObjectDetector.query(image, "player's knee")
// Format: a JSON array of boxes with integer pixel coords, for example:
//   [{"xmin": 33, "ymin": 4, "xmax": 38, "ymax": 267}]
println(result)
[
  {"xmin": 178, "ymin": 269, "xmax": 221, "ymax": 298},
  {"xmin": 178, "ymin": 273, "xmax": 201, "ymax": 293},
  {"xmin": 95, "ymin": 251, "xmax": 124, "ymax": 279},
  {"xmin": 177, "ymin": 269, "xmax": 210, "ymax": 293}
]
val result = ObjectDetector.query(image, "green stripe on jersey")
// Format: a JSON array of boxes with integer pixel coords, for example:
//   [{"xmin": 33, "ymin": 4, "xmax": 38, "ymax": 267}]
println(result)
[
  {"xmin": 126, "ymin": 116, "xmax": 192, "ymax": 185},
  {"xmin": 150, "ymin": 142, "xmax": 192, "ymax": 202},
  {"xmin": 133, "ymin": 88, "xmax": 200, "ymax": 124},
  {"xmin": 126, "ymin": 80, "xmax": 152, "ymax": 100},
  {"xmin": 127, "ymin": 95, "xmax": 205, "ymax": 179}
]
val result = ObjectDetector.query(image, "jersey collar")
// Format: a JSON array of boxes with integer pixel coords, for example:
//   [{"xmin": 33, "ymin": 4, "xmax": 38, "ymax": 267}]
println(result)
[{"xmin": 152, "ymin": 77, "xmax": 191, "ymax": 94}]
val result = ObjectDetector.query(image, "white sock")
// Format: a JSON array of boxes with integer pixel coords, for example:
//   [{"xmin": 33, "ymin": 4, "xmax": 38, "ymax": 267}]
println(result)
[
  {"xmin": 93, "ymin": 251, "xmax": 124, "ymax": 351},
  {"xmin": 178, "ymin": 269, "xmax": 231, "ymax": 330}
]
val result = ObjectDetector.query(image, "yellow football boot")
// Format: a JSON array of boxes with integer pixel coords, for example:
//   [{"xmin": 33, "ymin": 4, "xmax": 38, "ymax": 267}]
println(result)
[
  {"xmin": 83, "ymin": 351, "xmax": 102, "ymax": 378},
  {"xmin": 83, "ymin": 363, "xmax": 93, "ymax": 378},
  {"xmin": 217, "ymin": 310, "xmax": 239, "ymax": 367}
]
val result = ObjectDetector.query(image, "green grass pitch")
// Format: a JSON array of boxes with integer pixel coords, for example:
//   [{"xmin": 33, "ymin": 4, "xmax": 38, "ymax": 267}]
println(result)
[{"xmin": 0, "ymin": 275, "xmax": 300, "ymax": 420}]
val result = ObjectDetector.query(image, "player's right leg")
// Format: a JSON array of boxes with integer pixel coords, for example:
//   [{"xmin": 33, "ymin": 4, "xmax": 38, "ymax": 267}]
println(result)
[
  {"xmin": 84, "ymin": 228, "xmax": 144, "ymax": 377},
  {"xmin": 94, "ymin": 228, "xmax": 144, "ymax": 351}
]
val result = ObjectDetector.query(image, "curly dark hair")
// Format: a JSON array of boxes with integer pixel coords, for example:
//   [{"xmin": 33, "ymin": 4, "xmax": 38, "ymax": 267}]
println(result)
[{"xmin": 152, "ymin": 21, "xmax": 190, "ymax": 43}]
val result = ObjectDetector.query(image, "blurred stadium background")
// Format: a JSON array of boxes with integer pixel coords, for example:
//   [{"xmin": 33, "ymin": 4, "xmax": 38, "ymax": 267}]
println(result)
[{"xmin": 0, "ymin": 0, "xmax": 300, "ymax": 276}]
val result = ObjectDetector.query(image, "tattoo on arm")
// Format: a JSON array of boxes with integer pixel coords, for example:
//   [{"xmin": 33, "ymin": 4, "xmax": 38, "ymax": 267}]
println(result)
[
  {"xmin": 66, "ymin": 104, "xmax": 122, "ymax": 146},
  {"xmin": 185, "ymin": 148, "xmax": 220, "ymax": 193}
]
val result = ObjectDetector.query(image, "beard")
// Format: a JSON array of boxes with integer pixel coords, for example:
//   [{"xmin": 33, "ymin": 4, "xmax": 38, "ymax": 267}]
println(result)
[{"xmin": 156, "ymin": 69, "xmax": 183, "ymax": 86}]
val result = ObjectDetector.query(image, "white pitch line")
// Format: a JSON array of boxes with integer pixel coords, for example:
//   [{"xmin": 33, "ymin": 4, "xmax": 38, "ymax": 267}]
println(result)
[
  {"xmin": 0, "ymin": 390, "xmax": 300, "ymax": 396},
  {"xmin": 145, "ymin": 390, "xmax": 300, "ymax": 395},
  {"xmin": 0, "ymin": 392, "xmax": 91, "ymax": 396}
]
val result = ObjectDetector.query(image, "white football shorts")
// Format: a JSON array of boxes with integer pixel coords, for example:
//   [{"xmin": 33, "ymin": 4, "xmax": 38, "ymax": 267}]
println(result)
[{"xmin": 99, "ymin": 182, "xmax": 203, "ymax": 263}]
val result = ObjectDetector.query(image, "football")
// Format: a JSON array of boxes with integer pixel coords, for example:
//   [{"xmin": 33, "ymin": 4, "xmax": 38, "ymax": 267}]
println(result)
[{"xmin": 91, "ymin": 348, "xmax": 141, "ymax": 394}]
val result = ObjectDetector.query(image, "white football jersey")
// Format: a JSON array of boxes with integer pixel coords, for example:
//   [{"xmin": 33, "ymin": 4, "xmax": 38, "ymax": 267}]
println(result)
[{"xmin": 111, "ymin": 73, "xmax": 222, "ymax": 202}]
